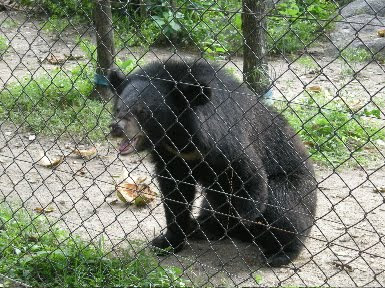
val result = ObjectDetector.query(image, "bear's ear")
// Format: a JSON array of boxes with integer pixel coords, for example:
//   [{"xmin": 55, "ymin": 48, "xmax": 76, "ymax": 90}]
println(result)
[
  {"xmin": 108, "ymin": 69, "xmax": 126, "ymax": 93},
  {"xmin": 177, "ymin": 81, "xmax": 212, "ymax": 107}
]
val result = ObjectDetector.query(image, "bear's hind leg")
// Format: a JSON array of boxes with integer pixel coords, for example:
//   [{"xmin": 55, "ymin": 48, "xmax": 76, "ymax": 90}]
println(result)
[{"xmin": 254, "ymin": 173, "xmax": 317, "ymax": 267}]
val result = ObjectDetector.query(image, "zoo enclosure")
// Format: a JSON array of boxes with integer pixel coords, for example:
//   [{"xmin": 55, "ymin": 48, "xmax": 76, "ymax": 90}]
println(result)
[{"xmin": 0, "ymin": 0, "xmax": 384, "ymax": 287}]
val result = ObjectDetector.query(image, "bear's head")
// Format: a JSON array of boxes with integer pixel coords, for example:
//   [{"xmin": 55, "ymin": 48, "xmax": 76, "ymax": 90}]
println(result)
[{"xmin": 108, "ymin": 62, "xmax": 213, "ymax": 154}]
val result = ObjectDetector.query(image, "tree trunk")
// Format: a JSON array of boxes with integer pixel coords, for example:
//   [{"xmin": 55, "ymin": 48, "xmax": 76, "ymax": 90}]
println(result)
[
  {"xmin": 91, "ymin": 0, "xmax": 115, "ymax": 101},
  {"xmin": 242, "ymin": 0, "xmax": 270, "ymax": 97}
]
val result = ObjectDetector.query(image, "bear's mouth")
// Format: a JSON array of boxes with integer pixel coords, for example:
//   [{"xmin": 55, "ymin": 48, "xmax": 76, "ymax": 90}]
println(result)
[{"xmin": 119, "ymin": 137, "xmax": 139, "ymax": 155}]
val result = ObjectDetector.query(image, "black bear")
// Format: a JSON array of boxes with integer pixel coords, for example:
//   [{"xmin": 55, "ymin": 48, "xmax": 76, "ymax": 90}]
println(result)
[{"xmin": 108, "ymin": 59, "xmax": 317, "ymax": 267}]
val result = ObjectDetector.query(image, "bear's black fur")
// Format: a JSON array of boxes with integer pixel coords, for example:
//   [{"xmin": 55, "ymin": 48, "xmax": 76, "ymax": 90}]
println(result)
[{"xmin": 108, "ymin": 59, "xmax": 317, "ymax": 267}]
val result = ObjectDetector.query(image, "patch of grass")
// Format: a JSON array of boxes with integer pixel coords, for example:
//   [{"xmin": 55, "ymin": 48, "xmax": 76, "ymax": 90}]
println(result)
[
  {"xmin": 1, "ymin": 18, "xmax": 18, "ymax": 29},
  {"xmin": 341, "ymin": 47, "xmax": 372, "ymax": 63},
  {"xmin": 296, "ymin": 55, "xmax": 320, "ymax": 72},
  {"xmin": 276, "ymin": 91, "xmax": 385, "ymax": 167},
  {"xmin": 0, "ymin": 65, "xmax": 110, "ymax": 142},
  {"xmin": 41, "ymin": 15, "xmax": 70, "ymax": 34},
  {"xmin": 41, "ymin": 15, "xmax": 84, "ymax": 35},
  {"xmin": 0, "ymin": 34, "xmax": 136, "ymax": 142},
  {"xmin": 0, "ymin": 203, "xmax": 188, "ymax": 287},
  {"xmin": 0, "ymin": 35, "xmax": 9, "ymax": 54}
]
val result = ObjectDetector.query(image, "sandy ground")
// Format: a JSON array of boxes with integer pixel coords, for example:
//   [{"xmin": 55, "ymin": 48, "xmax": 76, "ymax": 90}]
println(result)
[{"xmin": 1, "ymin": 10, "xmax": 385, "ymax": 287}]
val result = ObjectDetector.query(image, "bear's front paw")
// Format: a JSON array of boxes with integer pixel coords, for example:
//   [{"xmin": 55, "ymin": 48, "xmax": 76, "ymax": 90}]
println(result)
[{"xmin": 151, "ymin": 233, "xmax": 185, "ymax": 254}]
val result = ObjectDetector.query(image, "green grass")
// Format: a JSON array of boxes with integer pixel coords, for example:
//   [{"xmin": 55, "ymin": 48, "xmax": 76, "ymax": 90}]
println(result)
[
  {"xmin": 0, "ymin": 35, "xmax": 9, "ymax": 54},
  {"xmin": 0, "ymin": 65, "xmax": 111, "ymax": 142},
  {"xmin": 296, "ymin": 55, "xmax": 320, "ymax": 72},
  {"xmin": 1, "ymin": 18, "xmax": 18, "ymax": 29},
  {"xmin": 41, "ymin": 15, "xmax": 85, "ymax": 35},
  {"xmin": 0, "ymin": 203, "xmax": 188, "ymax": 287},
  {"xmin": 340, "ymin": 47, "xmax": 372, "ymax": 63},
  {"xmin": 276, "ymin": 91, "xmax": 385, "ymax": 167},
  {"xmin": 0, "ymin": 35, "xmax": 135, "ymax": 142}
]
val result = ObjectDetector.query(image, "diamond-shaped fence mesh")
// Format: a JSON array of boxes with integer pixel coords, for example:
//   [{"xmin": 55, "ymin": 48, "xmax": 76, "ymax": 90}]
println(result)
[{"xmin": 0, "ymin": 0, "xmax": 384, "ymax": 287}]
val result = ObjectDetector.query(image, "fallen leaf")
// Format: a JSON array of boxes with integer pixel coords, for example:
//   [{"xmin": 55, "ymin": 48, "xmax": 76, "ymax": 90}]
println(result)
[
  {"xmin": 38, "ymin": 154, "xmax": 63, "ymax": 168},
  {"xmin": 136, "ymin": 176, "xmax": 147, "ymax": 184},
  {"xmin": 74, "ymin": 168, "xmax": 86, "ymax": 176},
  {"xmin": 116, "ymin": 182, "xmax": 156, "ymax": 207},
  {"xmin": 45, "ymin": 53, "xmax": 66, "ymax": 65},
  {"xmin": 373, "ymin": 186, "xmax": 385, "ymax": 193},
  {"xmin": 71, "ymin": 147, "xmax": 97, "ymax": 159},
  {"xmin": 331, "ymin": 260, "xmax": 353, "ymax": 272},
  {"xmin": 109, "ymin": 199, "xmax": 118, "ymax": 205},
  {"xmin": 33, "ymin": 207, "xmax": 54, "ymax": 214},
  {"xmin": 28, "ymin": 235, "xmax": 39, "ymax": 242},
  {"xmin": 306, "ymin": 85, "xmax": 322, "ymax": 92},
  {"xmin": 377, "ymin": 29, "xmax": 385, "ymax": 37}
]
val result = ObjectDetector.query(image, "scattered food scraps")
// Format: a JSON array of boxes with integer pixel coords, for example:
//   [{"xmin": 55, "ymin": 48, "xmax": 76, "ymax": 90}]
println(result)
[
  {"xmin": 306, "ymin": 85, "xmax": 322, "ymax": 92},
  {"xmin": 38, "ymin": 154, "xmax": 64, "ymax": 168},
  {"xmin": 71, "ymin": 147, "xmax": 97, "ymax": 159},
  {"xmin": 377, "ymin": 29, "xmax": 385, "ymax": 37},
  {"xmin": 115, "ymin": 182, "xmax": 156, "ymax": 207}
]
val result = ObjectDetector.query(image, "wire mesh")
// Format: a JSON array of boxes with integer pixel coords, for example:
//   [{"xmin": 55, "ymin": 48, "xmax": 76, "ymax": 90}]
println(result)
[{"xmin": 0, "ymin": 0, "xmax": 384, "ymax": 287}]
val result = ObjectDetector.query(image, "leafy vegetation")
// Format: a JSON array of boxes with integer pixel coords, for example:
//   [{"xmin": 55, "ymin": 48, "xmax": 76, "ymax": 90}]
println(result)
[
  {"xmin": 21, "ymin": 0, "xmax": 338, "ymax": 55},
  {"xmin": 19, "ymin": 0, "xmax": 93, "ymax": 18},
  {"xmin": 0, "ymin": 204, "xmax": 187, "ymax": 287},
  {"xmin": 268, "ymin": 0, "xmax": 338, "ymax": 53},
  {"xmin": 276, "ymin": 91, "xmax": 385, "ymax": 166}
]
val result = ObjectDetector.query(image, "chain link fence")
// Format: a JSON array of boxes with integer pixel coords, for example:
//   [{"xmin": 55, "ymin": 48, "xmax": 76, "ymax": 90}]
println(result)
[{"xmin": 0, "ymin": 0, "xmax": 384, "ymax": 286}]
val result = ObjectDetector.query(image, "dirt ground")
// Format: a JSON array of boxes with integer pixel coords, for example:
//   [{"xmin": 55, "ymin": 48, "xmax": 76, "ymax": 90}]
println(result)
[{"xmin": 1, "ymin": 11, "xmax": 385, "ymax": 287}]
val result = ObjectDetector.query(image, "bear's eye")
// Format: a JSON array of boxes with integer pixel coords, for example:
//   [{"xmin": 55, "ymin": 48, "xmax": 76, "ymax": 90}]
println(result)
[{"xmin": 138, "ymin": 108, "xmax": 146, "ymax": 115}]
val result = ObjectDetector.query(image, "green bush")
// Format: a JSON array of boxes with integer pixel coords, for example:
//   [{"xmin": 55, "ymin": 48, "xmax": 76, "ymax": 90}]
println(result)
[
  {"xmin": 268, "ymin": 0, "xmax": 338, "ymax": 53},
  {"xmin": 18, "ymin": 0, "xmax": 93, "ymax": 17},
  {"xmin": 20, "ymin": 0, "xmax": 338, "ymax": 55}
]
